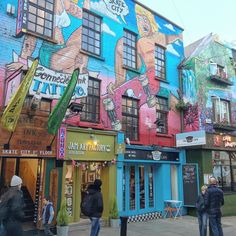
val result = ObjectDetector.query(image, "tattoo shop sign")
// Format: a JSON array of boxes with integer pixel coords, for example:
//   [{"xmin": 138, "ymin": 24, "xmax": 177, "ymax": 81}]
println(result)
[
  {"xmin": 103, "ymin": 0, "xmax": 129, "ymax": 23},
  {"xmin": 28, "ymin": 61, "xmax": 88, "ymax": 100}
]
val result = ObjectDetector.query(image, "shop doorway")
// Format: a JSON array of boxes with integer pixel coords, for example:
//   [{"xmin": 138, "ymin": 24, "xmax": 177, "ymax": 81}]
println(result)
[
  {"xmin": 0, "ymin": 157, "xmax": 44, "ymax": 223},
  {"xmin": 80, "ymin": 162, "xmax": 101, "ymax": 218},
  {"xmin": 122, "ymin": 164, "xmax": 155, "ymax": 215}
]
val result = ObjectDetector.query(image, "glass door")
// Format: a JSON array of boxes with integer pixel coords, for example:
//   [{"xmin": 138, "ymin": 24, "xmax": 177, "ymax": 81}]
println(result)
[{"xmin": 123, "ymin": 164, "xmax": 155, "ymax": 214}]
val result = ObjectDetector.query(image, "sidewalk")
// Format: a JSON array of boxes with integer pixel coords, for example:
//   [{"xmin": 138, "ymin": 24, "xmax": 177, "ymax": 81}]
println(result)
[{"xmin": 69, "ymin": 216, "xmax": 236, "ymax": 236}]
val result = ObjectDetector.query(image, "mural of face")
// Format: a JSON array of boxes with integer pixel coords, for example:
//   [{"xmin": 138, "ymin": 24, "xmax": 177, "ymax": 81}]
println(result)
[{"xmin": 136, "ymin": 14, "xmax": 152, "ymax": 37}]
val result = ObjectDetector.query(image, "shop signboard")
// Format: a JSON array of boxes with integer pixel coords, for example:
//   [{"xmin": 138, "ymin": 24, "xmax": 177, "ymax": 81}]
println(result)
[
  {"xmin": 65, "ymin": 130, "xmax": 116, "ymax": 161},
  {"xmin": 176, "ymin": 131, "xmax": 206, "ymax": 147},
  {"xmin": 0, "ymin": 114, "xmax": 56, "ymax": 157},
  {"xmin": 124, "ymin": 149, "xmax": 179, "ymax": 162},
  {"xmin": 205, "ymin": 133, "xmax": 236, "ymax": 150}
]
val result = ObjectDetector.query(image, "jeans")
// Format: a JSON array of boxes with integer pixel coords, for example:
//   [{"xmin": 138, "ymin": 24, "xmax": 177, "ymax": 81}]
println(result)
[
  {"xmin": 90, "ymin": 217, "xmax": 100, "ymax": 236},
  {"xmin": 209, "ymin": 215, "xmax": 223, "ymax": 236},
  {"xmin": 197, "ymin": 212, "xmax": 208, "ymax": 236},
  {"xmin": 44, "ymin": 223, "xmax": 54, "ymax": 236}
]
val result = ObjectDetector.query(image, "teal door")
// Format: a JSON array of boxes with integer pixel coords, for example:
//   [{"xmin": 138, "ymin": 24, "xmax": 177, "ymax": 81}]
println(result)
[{"xmin": 123, "ymin": 164, "xmax": 155, "ymax": 215}]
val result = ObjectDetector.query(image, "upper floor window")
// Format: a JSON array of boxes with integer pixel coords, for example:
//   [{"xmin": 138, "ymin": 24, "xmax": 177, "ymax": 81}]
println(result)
[
  {"xmin": 24, "ymin": 95, "xmax": 51, "ymax": 113},
  {"xmin": 123, "ymin": 30, "xmax": 137, "ymax": 69},
  {"xmin": 122, "ymin": 96, "xmax": 139, "ymax": 141},
  {"xmin": 80, "ymin": 77, "xmax": 100, "ymax": 123},
  {"xmin": 27, "ymin": 0, "xmax": 54, "ymax": 38},
  {"xmin": 217, "ymin": 64, "xmax": 227, "ymax": 79},
  {"xmin": 156, "ymin": 96, "xmax": 168, "ymax": 134},
  {"xmin": 155, "ymin": 45, "xmax": 166, "ymax": 80},
  {"xmin": 212, "ymin": 97, "xmax": 230, "ymax": 124},
  {"xmin": 82, "ymin": 11, "xmax": 102, "ymax": 56}
]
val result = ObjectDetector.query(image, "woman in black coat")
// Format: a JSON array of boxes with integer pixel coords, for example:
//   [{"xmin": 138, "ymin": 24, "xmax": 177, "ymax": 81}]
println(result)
[{"xmin": 196, "ymin": 185, "xmax": 208, "ymax": 236}]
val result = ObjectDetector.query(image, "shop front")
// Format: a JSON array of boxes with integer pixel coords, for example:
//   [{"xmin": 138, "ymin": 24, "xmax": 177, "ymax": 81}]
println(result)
[
  {"xmin": 116, "ymin": 145, "xmax": 186, "ymax": 222},
  {"xmin": 60, "ymin": 127, "xmax": 122, "ymax": 223},
  {"xmin": 180, "ymin": 132, "xmax": 236, "ymax": 215},
  {"xmin": 0, "ymin": 113, "xmax": 57, "ymax": 227}
]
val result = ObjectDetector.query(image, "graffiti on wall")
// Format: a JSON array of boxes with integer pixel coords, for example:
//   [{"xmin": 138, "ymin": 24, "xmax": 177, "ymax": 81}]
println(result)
[{"xmin": 0, "ymin": 0, "xmax": 184, "ymax": 135}]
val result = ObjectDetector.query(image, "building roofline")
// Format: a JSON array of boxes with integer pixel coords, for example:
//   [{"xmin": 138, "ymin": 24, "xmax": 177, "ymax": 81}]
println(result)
[{"xmin": 134, "ymin": 0, "xmax": 184, "ymax": 31}]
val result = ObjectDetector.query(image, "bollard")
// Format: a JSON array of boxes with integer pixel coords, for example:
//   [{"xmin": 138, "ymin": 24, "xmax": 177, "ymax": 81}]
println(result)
[{"xmin": 120, "ymin": 216, "xmax": 128, "ymax": 236}]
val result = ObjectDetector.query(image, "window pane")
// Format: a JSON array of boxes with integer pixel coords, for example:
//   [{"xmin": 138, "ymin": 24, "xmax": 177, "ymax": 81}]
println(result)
[
  {"xmin": 82, "ymin": 11, "xmax": 101, "ymax": 56},
  {"xmin": 130, "ymin": 166, "xmax": 135, "ymax": 210},
  {"xmin": 139, "ymin": 166, "xmax": 145, "ymax": 209},
  {"xmin": 148, "ymin": 166, "xmax": 154, "ymax": 207}
]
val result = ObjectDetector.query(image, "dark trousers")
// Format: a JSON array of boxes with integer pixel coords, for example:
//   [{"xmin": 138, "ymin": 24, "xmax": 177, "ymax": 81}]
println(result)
[
  {"xmin": 209, "ymin": 215, "xmax": 223, "ymax": 236},
  {"xmin": 6, "ymin": 220, "xmax": 23, "ymax": 236},
  {"xmin": 197, "ymin": 212, "xmax": 208, "ymax": 236}
]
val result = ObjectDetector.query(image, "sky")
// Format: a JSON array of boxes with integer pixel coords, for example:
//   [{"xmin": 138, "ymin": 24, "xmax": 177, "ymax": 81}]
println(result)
[{"xmin": 138, "ymin": 0, "xmax": 236, "ymax": 47}]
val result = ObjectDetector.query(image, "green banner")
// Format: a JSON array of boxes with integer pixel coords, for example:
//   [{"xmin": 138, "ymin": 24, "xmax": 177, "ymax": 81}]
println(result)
[{"xmin": 47, "ymin": 69, "xmax": 80, "ymax": 135}]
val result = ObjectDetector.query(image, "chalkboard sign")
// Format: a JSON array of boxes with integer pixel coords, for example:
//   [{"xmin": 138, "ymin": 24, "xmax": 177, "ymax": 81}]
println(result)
[{"xmin": 182, "ymin": 164, "xmax": 199, "ymax": 206}]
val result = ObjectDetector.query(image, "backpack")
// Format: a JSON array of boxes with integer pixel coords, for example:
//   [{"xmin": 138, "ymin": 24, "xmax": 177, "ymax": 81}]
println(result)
[
  {"xmin": 0, "ymin": 199, "xmax": 9, "ymax": 221},
  {"xmin": 81, "ymin": 192, "xmax": 94, "ymax": 217}
]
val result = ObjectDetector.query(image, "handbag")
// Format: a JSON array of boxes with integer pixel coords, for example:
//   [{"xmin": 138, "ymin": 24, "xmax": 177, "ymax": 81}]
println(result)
[{"xmin": 0, "ymin": 221, "xmax": 6, "ymax": 236}]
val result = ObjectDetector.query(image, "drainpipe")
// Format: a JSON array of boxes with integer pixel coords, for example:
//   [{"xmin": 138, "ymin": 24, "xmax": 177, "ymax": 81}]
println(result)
[{"xmin": 178, "ymin": 60, "xmax": 185, "ymax": 132}]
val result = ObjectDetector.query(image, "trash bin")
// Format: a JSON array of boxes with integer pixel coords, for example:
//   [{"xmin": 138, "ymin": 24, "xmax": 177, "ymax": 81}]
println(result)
[{"xmin": 120, "ymin": 216, "xmax": 128, "ymax": 236}]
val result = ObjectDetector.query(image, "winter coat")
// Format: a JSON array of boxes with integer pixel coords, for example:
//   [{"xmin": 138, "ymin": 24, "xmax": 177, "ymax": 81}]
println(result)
[
  {"xmin": 196, "ymin": 193, "xmax": 206, "ymax": 213},
  {"xmin": 204, "ymin": 184, "xmax": 224, "ymax": 216},
  {"xmin": 0, "ymin": 187, "xmax": 25, "ymax": 236},
  {"xmin": 87, "ymin": 184, "xmax": 103, "ymax": 218}
]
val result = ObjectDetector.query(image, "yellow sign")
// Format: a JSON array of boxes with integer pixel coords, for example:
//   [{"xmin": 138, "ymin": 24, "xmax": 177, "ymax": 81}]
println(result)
[{"xmin": 0, "ymin": 59, "xmax": 39, "ymax": 132}]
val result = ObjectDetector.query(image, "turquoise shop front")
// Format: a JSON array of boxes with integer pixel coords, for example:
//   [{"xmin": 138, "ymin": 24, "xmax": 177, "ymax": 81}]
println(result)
[{"xmin": 116, "ymin": 145, "xmax": 186, "ymax": 222}]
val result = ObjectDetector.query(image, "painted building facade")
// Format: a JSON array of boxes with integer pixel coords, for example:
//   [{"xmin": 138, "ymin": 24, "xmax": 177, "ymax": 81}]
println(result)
[
  {"xmin": 179, "ymin": 33, "xmax": 236, "ymax": 215},
  {"xmin": 0, "ymin": 0, "xmax": 186, "ymax": 226}
]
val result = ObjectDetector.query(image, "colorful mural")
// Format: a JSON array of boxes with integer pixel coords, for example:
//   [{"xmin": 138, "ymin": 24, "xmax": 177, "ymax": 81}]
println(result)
[
  {"xmin": 182, "ymin": 35, "xmax": 236, "ymax": 133},
  {"xmin": 0, "ymin": 0, "xmax": 184, "ymax": 146}
]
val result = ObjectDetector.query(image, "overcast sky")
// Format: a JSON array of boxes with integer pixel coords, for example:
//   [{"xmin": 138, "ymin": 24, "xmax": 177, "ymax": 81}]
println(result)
[{"xmin": 138, "ymin": 0, "xmax": 236, "ymax": 47}]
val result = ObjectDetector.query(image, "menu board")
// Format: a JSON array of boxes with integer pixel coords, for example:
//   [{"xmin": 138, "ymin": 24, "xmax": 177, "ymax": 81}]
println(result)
[{"xmin": 182, "ymin": 164, "xmax": 199, "ymax": 206}]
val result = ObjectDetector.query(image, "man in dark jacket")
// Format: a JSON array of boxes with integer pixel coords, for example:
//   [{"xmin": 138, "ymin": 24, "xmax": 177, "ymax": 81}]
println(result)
[
  {"xmin": 204, "ymin": 177, "xmax": 224, "ymax": 236},
  {"xmin": 0, "ymin": 175, "xmax": 25, "ymax": 236},
  {"xmin": 87, "ymin": 179, "xmax": 103, "ymax": 236}
]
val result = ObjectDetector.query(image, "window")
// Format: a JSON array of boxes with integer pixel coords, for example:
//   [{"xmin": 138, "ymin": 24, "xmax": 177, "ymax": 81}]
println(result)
[
  {"xmin": 122, "ymin": 96, "xmax": 139, "ymax": 141},
  {"xmin": 156, "ymin": 96, "xmax": 168, "ymax": 134},
  {"xmin": 212, "ymin": 151, "xmax": 236, "ymax": 192},
  {"xmin": 80, "ymin": 77, "xmax": 100, "ymax": 123},
  {"xmin": 27, "ymin": 0, "xmax": 54, "ymax": 38},
  {"xmin": 212, "ymin": 97, "xmax": 230, "ymax": 124},
  {"xmin": 155, "ymin": 45, "xmax": 166, "ymax": 80},
  {"xmin": 123, "ymin": 30, "xmax": 137, "ymax": 69},
  {"xmin": 24, "ymin": 95, "xmax": 51, "ymax": 113},
  {"xmin": 216, "ymin": 64, "xmax": 227, "ymax": 79},
  {"xmin": 82, "ymin": 11, "xmax": 102, "ymax": 56}
]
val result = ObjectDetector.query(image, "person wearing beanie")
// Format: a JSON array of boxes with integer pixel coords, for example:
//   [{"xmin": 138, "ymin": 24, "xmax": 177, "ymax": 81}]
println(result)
[
  {"xmin": 85, "ymin": 179, "xmax": 103, "ymax": 236},
  {"xmin": 10, "ymin": 175, "xmax": 22, "ymax": 187},
  {"xmin": 0, "ymin": 175, "xmax": 25, "ymax": 236}
]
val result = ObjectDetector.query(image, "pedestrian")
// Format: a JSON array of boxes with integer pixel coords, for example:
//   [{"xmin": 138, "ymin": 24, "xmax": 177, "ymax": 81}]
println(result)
[
  {"xmin": 196, "ymin": 185, "xmax": 208, "ymax": 236},
  {"xmin": 0, "ymin": 175, "xmax": 24, "ymax": 236},
  {"xmin": 87, "ymin": 179, "xmax": 104, "ymax": 236},
  {"xmin": 42, "ymin": 196, "xmax": 55, "ymax": 236},
  {"xmin": 204, "ymin": 177, "xmax": 224, "ymax": 236}
]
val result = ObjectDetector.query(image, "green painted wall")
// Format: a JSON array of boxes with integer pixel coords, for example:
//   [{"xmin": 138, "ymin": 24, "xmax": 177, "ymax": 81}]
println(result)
[{"xmin": 186, "ymin": 149, "xmax": 236, "ymax": 216}]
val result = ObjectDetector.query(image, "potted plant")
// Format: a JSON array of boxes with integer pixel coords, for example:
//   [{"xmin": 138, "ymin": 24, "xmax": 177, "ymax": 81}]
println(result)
[
  {"xmin": 175, "ymin": 100, "xmax": 190, "ymax": 111},
  {"xmin": 109, "ymin": 196, "xmax": 119, "ymax": 228},
  {"xmin": 57, "ymin": 201, "xmax": 69, "ymax": 236}
]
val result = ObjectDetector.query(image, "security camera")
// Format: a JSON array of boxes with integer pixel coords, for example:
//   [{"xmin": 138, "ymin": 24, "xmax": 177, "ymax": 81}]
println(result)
[{"xmin": 68, "ymin": 102, "xmax": 84, "ymax": 113}]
